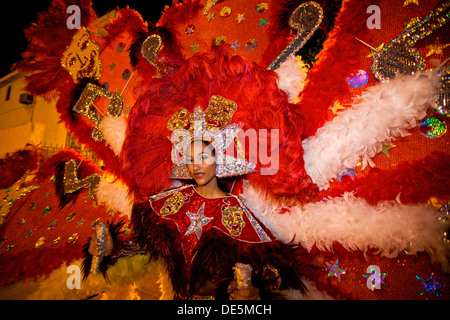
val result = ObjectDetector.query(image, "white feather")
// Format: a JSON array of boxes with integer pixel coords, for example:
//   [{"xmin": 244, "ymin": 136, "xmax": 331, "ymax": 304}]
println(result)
[
  {"xmin": 96, "ymin": 175, "xmax": 134, "ymax": 219},
  {"xmin": 302, "ymin": 71, "xmax": 437, "ymax": 190},
  {"xmin": 240, "ymin": 185, "xmax": 450, "ymax": 266},
  {"xmin": 99, "ymin": 116, "xmax": 127, "ymax": 156},
  {"xmin": 275, "ymin": 54, "xmax": 308, "ymax": 103}
]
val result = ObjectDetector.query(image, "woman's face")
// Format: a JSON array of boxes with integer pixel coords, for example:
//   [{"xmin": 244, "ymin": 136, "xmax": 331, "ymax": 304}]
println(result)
[{"xmin": 186, "ymin": 140, "xmax": 216, "ymax": 187}]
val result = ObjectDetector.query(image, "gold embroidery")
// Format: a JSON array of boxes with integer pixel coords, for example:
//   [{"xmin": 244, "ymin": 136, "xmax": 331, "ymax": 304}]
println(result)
[
  {"xmin": 61, "ymin": 28, "xmax": 102, "ymax": 82},
  {"xmin": 221, "ymin": 207, "xmax": 245, "ymax": 236},
  {"xmin": 160, "ymin": 192, "xmax": 185, "ymax": 216}
]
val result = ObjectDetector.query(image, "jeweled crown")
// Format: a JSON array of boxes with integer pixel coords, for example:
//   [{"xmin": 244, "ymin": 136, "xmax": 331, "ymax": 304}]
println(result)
[{"xmin": 167, "ymin": 95, "xmax": 256, "ymax": 179}]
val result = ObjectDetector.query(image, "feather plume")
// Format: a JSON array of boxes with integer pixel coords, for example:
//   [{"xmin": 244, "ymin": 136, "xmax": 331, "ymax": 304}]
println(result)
[
  {"xmin": 302, "ymin": 71, "xmax": 437, "ymax": 190},
  {"xmin": 274, "ymin": 54, "xmax": 308, "ymax": 103},
  {"xmin": 241, "ymin": 185, "xmax": 450, "ymax": 266},
  {"xmin": 99, "ymin": 116, "xmax": 127, "ymax": 156},
  {"xmin": 96, "ymin": 175, "xmax": 133, "ymax": 218}
]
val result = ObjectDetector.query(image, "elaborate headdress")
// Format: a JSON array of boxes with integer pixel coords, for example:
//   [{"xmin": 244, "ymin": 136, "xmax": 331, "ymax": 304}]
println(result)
[{"xmin": 167, "ymin": 95, "xmax": 256, "ymax": 179}]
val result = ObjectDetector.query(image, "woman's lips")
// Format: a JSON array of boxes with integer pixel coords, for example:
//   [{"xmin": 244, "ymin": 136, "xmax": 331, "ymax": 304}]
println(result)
[{"xmin": 194, "ymin": 173, "xmax": 204, "ymax": 178}]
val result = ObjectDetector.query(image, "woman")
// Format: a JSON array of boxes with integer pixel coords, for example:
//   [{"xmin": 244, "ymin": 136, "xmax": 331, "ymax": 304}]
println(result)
[{"xmin": 85, "ymin": 139, "xmax": 307, "ymax": 300}]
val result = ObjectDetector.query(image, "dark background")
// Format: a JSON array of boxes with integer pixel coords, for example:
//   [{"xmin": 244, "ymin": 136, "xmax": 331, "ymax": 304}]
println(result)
[{"xmin": 1, "ymin": 0, "xmax": 172, "ymax": 78}]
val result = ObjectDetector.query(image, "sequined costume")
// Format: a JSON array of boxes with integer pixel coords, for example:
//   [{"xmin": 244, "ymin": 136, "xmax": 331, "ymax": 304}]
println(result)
[{"xmin": 82, "ymin": 184, "xmax": 307, "ymax": 299}]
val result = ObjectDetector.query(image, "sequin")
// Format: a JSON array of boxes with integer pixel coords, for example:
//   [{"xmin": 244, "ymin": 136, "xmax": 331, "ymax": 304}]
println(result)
[
  {"xmin": 416, "ymin": 274, "xmax": 444, "ymax": 297},
  {"xmin": 91, "ymin": 218, "xmax": 103, "ymax": 229},
  {"xmin": 35, "ymin": 237, "xmax": 46, "ymax": 248},
  {"xmin": 160, "ymin": 192, "xmax": 185, "ymax": 216},
  {"xmin": 52, "ymin": 236, "xmax": 61, "ymax": 246},
  {"xmin": 371, "ymin": 2, "xmax": 450, "ymax": 82},
  {"xmin": 203, "ymin": 0, "xmax": 217, "ymax": 14},
  {"xmin": 122, "ymin": 69, "xmax": 131, "ymax": 80},
  {"xmin": 419, "ymin": 117, "xmax": 447, "ymax": 138},
  {"xmin": 63, "ymin": 159, "xmax": 101, "ymax": 199},
  {"xmin": 433, "ymin": 66, "xmax": 449, "ymax": 117},
  {"xmin": 185, "ymin": 25, "xmax": 195, "ymax": 34},
  {"xmin": 325, "ymin": 259, "xmax": 346, "ymax": 281},
  {"xmin": 220, "ymin": 7, "xmax": 232, "ymax": 18},
  {"xmin": 267, "ymin": 2, "xmax": 323, "ymax": 70},
  {"xmin": 215, "ymin": 35, "xmax": 226, "ymax": 46},
  {"xmin": 42, "ymin": 206, "xmax": 52, "ymax": 215},
  {"xmin": 0, "ymin": 181, "xmax": 40, "ymax": 225},
  {"xmin": 256, "ymin": 3, "xmax": 269, "ymax": 13},
  {"xmin": 221, "ymin": 207, "xmax": 245, "ymax": 236},
  {"xmin": 141, "ymin": 34, "xmax": 163, "ymax": 66},
  {"xmin": 73, "ymin": 83, "xmax": 124, "ymax": 141},
  {"xmin": 245, "ymin": 39, "xmax": 258, "ymax": 51},
  {"xmin": 25, "ymin": 229, "xmax": 34, "ymax": 238},
  {"xmin": 77, "ymin": 218, "xmax": 85, "ymax": 228},
  {"xmin": 66, "ymin": 211, "xmax": 76, "ymax": 222},
  {"xmin": 48, "ymin": 220, "xmax": 57, "ymax": 230},
  {"xmin": 116, "ymin": 42, "xmax": 125, "ymax": 53},
  {"xmin": 346, "ymin": 70, "xmax": 369, "ymax": 88},
  {"xmin": 27, "ymin": 202, "xmax": 37, "ymax": 211},
  {"xmin": 61, "ymin": 27, "xmax": 102, "ymax": 82},
  {"xmin": 185, "ymin": 203, "xmax": 213, "ymax": 239},
  {"xmin": 258, "ymin": 18, "xmax": 269, "ymax": 28},
  {"xmin": 67, "ymin": 233, "xmax": 79, "ymax": 245}
]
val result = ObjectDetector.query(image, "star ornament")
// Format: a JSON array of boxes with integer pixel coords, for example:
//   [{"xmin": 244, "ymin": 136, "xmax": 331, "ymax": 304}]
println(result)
[
  {"xmin": 258, "ymin": 18, "xmax": 269, "ymax": 28},
  {"xmin": 380, "ymin": 144, "xmax": 396, "ymax": 157},
  {"xmin": 416, "ymin": 274, "xmax": 444, "ymax": 297},
  {"xmin": 329, "ymin": 101, "xmax": 345, "ymax": 115},
  {"xmin": 325, "ymin": 259, "xmax": 346, "ymax": 281},
  {"xmin": 185, "ymin": 203, "xmax": 213, "ymax": 239},
  {"xmin": 426, "ymin": 39, "xmax": 450, "ymax": 57},
  {"xmin": 236, "ymin": 13, "xmax": 245, "ymax": 23}
]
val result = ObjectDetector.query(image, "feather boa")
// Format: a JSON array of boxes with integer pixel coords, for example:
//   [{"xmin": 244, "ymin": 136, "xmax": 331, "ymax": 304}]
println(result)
[
  {"xmin": 302, "ymin": 71, "xmax": 436, "ymax": 190},
  {"xmin": 99, "ymin": 116, "xmax": 127, "ymax": 157},
  {"xmin": 96, "ymin": 174, "xmax": 133, "ymax": 218},
  {"xmin": 241, "ymin": 185, "xmax": 450, "ymax": 267},
  {"xmin": 274, "ymin": 54, "xmax": 309, "ymax": 103}
]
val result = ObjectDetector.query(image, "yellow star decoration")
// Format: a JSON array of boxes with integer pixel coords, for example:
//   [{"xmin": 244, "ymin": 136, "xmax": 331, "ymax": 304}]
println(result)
[
  {"xmin": 330, "ymin": 101, "xmax": 345, "ymax": 115},
  {"xmin": 403, "ymin": 0, "xmax": 419, "ymax": 6},
  {"xmin": 367, "ymin": 43, "xmax": 384, "ymax": 58},
  {"xmin": 380, "ymin": 144, "xmax": 396, "ymax": 157},
  {"xmin": 236, "ymin": 13, "xmax": 246, "ymax": 23},
  {"xmin": 426, "ymin": 39, "xmax": 450, "ymax": 57}
]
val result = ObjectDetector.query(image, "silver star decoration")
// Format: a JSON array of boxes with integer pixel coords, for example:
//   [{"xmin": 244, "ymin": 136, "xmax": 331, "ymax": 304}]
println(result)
[{"xmin": 185, "ymin": 203, "xmax": 213, "ymax": 239}]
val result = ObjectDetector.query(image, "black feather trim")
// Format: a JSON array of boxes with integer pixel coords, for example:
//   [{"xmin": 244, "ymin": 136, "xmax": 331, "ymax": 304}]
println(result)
[
  {"xmin": 81, "ymin": 219, "xmax": 126, "ymax": 282},
  {"xmin": 189, "ymin": 228, "xmax": 309, "ymax": 300},
  {"xmin": 131, "ymin": 201, "xmax": 189, "ymax": 297}
]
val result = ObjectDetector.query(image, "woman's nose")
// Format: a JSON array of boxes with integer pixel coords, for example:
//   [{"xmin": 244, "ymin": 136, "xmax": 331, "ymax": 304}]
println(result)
[{"xmin": 193, "ymin": 162, "xmax": 201, "ymax": 171}]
